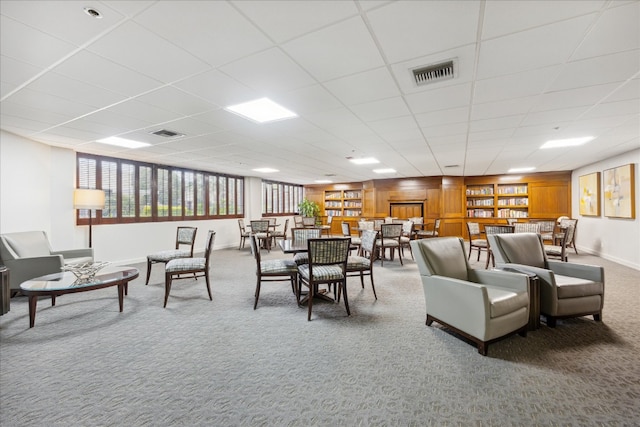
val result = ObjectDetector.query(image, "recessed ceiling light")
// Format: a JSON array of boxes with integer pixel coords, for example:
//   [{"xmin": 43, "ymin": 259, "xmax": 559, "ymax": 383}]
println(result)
[
  {"xmin": 84, "ymin": 7, "xmax": 103, "ymax": 19},
  {"xmin": 315, "ymin": 180, "xmax": 333, "ymax": 184},
  {"xmin": 350, "ymin": 157, "xmax": 379, "ymax": 165},
  {"xmin": 225, "ymin": 98, "xmax": 297, "ymax": 123},
  {"xmin": 97, "ymin": 137, "xmax": 150, "ymax": 149},
  {"xmin": 540, "ymin": 136, "xmax": 594, "ymax": 149},
  {"xmin": 508, "ymin": 167, "xmax": 536, "ymax": 173},
  {"xmin": 252, "ymin": 168, "xmax": 279, "ymax": 173},
  {"xmin": 373, "ymin": 168, "xmax": 396, "ymax": 174}
]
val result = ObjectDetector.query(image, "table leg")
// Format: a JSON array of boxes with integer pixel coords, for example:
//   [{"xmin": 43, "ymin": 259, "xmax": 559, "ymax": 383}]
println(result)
[
  {"xmin": 28, "ymin": 295, "xmax": 38, "ymax": 328},
  {"xmin": 117, "ymin": 283, "xmax": 125, "ymax": 312}
]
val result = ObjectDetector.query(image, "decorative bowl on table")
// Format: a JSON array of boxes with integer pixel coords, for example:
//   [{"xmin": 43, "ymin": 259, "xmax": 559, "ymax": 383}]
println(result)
[{"xmin": 61, "ymin": 261, "xmax": 110, "ymax": 280}]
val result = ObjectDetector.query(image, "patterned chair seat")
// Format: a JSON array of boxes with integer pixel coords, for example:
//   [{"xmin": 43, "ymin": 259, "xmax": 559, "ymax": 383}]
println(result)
[
  {"xmin": 149, "ymin": 249, "xmax": 192, "ymax": 263},
  {"xmin": 261, "ymin": 259, "xmax": 298, "ymax": 274},
  {"xmin": 166, "ymin": 257, "xmax": 206, "ymax": 273},
  {"xmin": 347, "ymin": 256, "xmax": 370, "ymax": 269},
  {"xmin": 293, "ymin": 253, "xmax": 309, "ymax": 266}
]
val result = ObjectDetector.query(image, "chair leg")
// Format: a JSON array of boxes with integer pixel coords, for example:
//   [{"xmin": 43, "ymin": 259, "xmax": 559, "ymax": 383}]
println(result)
[
  {"xmin": 341, "ymin": 279, "xmax": 350, "ymax": 316},
  {"xmin": 145, "ymin": 259, "xmax": 153, "ymax": 285},
  {"xmin": 254, "ymin": 278, "xmax": 261, "ymax": 310},
  {"xmin": 370, "ymin": 272, "xmax": 377, "ymax": 300},
  {"xmin": 163, "ymin": 273, "xmax": 172, "ymax": 308},
  {"xmin": 307, "ymin": 283, "xmax": 314, "ymax": 321},
  {"xmin": 205, "ymin": 272, "xmax": 212, "ymax": 301}
]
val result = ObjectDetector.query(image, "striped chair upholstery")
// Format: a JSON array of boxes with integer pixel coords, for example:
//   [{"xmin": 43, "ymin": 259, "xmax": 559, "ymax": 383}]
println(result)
[
  {"xmin": 250, "ymin": 235, "xmax": 298, "ymax": 309},
  {"xmin": 146, "ymin": 226, "xmax": 197, "ymax": 285},
  {"xmin": 291, "ymin": 227, "xmax": 321, "ymax": 266}
]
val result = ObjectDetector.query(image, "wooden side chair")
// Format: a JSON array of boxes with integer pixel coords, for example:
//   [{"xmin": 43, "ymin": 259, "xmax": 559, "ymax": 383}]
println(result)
[
  {"xmin": 415, "ymin": 219, "xmax": 441, "ymax": 239},
  {"xmin": 377, "ymin": 223, "xmax": 403, "ymax": 266},
  {"xmin": 290, "ymin": 227, "xmax": 322, "ymax": 266},
  {"xmin": 163, "ymin": 230, "xmax": 215, "ymax": 308},
  {"xmin": 146, "ymin": 226, "xmax": 197, "ymax": 285},
  {"xmin": 237, "ymin": 219, "xmax": 250, "ymax": 250},
  {"xmin": 466, "ymin": 221, "xmax": 488, "ymax": 262},
  {"xmin": 484, "ymin": 224, "xmax": 515, "ymax": 269},
  {"xmin": 298, "ymin": 238, "xmax": 351, "ymax": 321},
  {"xmin": 345, "ymin": 229, "xmax": 378, "ymax": 300},
  {"xmin": 249, "ymin": 235, "xmax": 299, "ymax": 309},
  {"xmin": 250, "ymin": 220, "xmax": 271, "ymax": 252}
]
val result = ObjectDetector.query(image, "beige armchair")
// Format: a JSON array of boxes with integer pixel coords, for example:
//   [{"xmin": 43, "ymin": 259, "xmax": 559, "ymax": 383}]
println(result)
[
  {"xmin": 487, "ymin": 232, "xmax": 604, "ymax": 327},
  {"xmin": 0, "ymin": 231, "xmax": 94, "ymax": 291},
  {"xmin": 410, "ymin": 237, "xmax": 529, "ymax": 355}
]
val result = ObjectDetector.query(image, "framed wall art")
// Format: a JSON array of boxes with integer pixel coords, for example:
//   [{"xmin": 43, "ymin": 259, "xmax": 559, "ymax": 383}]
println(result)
[
  {"xmin": 579, "ymin": 172, "xmax": 600, "ymax": 216},
  {"xmin": 603, "ymin": 163, "xmax": 636, "ymax": 219}
]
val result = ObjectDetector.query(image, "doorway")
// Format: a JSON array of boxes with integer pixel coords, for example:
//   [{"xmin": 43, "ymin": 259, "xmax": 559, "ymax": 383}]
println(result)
[{"xmin": 390, "ymin": 202, "xmax": 423, "ymax": 219}]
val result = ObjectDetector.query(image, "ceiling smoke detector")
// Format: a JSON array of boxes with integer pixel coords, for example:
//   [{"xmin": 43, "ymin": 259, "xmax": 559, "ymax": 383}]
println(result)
[
  {"xmin": 150, "ymin": 129, "xmax": 184, "ymax": 138},
  {"xmin": 411, "ymin": 59, "xmax": 456, "ymax": 86}
]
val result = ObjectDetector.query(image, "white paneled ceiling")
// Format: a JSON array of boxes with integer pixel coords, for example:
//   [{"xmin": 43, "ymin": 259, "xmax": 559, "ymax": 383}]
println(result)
[{"xmin": 1, "ymin": 0, "xmax": 638, "ymax": 184}]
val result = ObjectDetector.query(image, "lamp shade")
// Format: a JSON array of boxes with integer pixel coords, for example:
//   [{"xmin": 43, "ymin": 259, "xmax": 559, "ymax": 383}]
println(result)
[{"xmin": 74, "ymin": 189, "xmax": 105, "ymax": 210}]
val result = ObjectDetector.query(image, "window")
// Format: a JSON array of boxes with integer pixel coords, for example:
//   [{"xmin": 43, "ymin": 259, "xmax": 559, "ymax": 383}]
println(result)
[
  {"xmin": 262, "ymin": 180, "xmax": 303, "ymax": 215},
  {"xmin": 77, "ymin": 153, "xmax": 244, "ymax": 224}
]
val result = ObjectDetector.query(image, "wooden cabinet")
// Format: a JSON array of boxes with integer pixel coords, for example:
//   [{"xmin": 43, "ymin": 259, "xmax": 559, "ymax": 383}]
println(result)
[{"xmin": 323, "ymin": 189, "xmax": 362, "ymax": 217}]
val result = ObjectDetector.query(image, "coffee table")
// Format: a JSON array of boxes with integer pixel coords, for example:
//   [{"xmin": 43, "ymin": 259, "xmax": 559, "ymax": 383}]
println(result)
[{"xmin": 19, "ymin": 266, "xmax": 139, "ymax": 328}]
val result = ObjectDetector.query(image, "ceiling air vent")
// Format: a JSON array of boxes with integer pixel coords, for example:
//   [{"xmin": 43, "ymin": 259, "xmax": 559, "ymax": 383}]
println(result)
[
  {"xmin": 150, "ymin": 129, "xmax": 183, "ymax": 138},
  {"xmin": 411, "ymin": 59, "xmax": 456, "ymax": 86}
]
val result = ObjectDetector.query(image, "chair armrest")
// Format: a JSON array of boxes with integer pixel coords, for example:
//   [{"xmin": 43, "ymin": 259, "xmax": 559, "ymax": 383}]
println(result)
[
  {"xmin": 470, "ymin": 269, "xmax": 529, "ymax": 293},
  {"xmin": 423, "ymin": 275, "xmax": 490, "ymax": 338},
  {"xmin": 547, "ymin": 260, "xmax": 604, "ymax": 282},
  {"xmin": 2, "ymin": 255, "xmax": 64, "ymax": 289},
  {"xmin": 52, "ymin": 248, "xmax": 94, "ymax": 260},
  {"xmin": 494, "ymin": 262, "xmax": 556, "ymax": 285}
]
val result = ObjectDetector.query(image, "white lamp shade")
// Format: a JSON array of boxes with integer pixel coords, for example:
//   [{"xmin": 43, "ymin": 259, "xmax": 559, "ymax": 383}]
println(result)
[{"xmin": 74, "ymin": 189, "xmax": 105, "ymax": 209}]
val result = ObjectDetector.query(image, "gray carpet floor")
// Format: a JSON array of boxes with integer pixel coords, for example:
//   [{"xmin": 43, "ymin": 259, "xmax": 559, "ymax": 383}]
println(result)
[{"xmin": 1, "ymin": 242, "xmax": 639, "ymax": 426}]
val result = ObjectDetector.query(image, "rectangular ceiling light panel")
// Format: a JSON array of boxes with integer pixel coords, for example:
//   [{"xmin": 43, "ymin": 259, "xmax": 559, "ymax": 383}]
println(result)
[{"xmin": 225, "ymin": 98, "xmax": 298, "ymax": 123}]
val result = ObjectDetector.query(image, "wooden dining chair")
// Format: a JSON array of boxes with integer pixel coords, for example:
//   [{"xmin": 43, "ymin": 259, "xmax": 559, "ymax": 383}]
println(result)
[
  {"xmin": 290, "ymin": 227, "xmax": 322, "ymax": 266},
  {"xmin": 345, "ymin": 229, "xmax": 378, "ymax": 300},
  {"xmin": 484, "ymin": 224, "xmax": 515, "ymax": 269},
  {"xmin": 146, "ymin": 226, "xmax": 197, "ymax": 285},
  {"xmin": 250, "ymin": 220, "xmax": 271, "ymax": 252},
  {"xmin": 298, "ymin": 237, "xmax": 351, "ymax": 321},
  {"xmin": 163, "ymin": 230, "xmax": 215, "ymax": 308},
  {"xmin": 249, "ymin": 235, "xmax": 299, "ymax": 309},
  {"xmin": 377, "ymin": 223, "xmax": 403, "ymax": 266}
]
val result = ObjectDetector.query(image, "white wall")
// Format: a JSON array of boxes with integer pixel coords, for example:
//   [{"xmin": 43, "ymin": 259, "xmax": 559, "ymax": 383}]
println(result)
[
  {"xmin": 2, "ymin": 130, "xmax": 639, "ymax": 269},
  {"xmin": 572, "ymin": 148, "xmax": 640, "ymax": 270},
  {"xmin": 1, "ymin": 130, "xmax": 292, "ymax": 265}
]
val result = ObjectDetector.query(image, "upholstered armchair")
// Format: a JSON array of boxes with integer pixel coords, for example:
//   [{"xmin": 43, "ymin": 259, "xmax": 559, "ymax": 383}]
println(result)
[
  {"xmin": 410, "ymin": 237, "xmax": 529, "ymax": 355},
  {"xmin": 0, "ymin": 231, "xmax": 94, "ymax": 291},
  {"xmin": 487, "ymin": 232, "xmax": 604, "ymax": 327}
]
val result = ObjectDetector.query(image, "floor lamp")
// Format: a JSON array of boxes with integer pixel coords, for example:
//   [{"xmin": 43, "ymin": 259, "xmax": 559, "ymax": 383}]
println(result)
[{"xmin": 74, "ymin": 189, "xmax": 105, "ymax": 248}]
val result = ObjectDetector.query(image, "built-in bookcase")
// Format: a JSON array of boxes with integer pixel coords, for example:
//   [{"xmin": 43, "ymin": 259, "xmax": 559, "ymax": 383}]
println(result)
[
  {"xmin": 324, "ymin": 190, "xmax": 362, "ymax": 217},
  {"xmin": 466, "ymin": 184, "xmax": 528, "ymax": 218}
]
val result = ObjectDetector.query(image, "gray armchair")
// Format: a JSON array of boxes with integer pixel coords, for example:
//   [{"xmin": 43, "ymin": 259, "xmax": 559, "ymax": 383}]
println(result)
[
  {"xmin": 0, "ymin": 231, "xmax": 94, "ymax": 291},
  {"xmin": 487, "ymin": 232, "xmax": 604, "ymax": 327},
  {"xmin": 410, "ymin": 237, "xmax": 529, "ymax": 355}
]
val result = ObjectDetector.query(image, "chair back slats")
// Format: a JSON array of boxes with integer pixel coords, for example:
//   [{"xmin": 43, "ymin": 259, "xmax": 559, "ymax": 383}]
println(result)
[
  {"xmin": 484, "ymin": 225, "xmax": 514, "ymax": 235},
  {"xmin": 307, "ymin": 238, "xmax": 351, "ymax": 266},
  {"xmin": 380, "ymin": 223, "xmax": 403, "ymax": 239},
  {"xmin": 250, "ymin": 220, "xmax": 270, "ymax": 233},
  {"xmin": 291, "ymin": 227, "xmax": 321, "ymax": 243},
  {"xmin": 514, "ymin": 222, "xmax": 540, "ymax": 234},
  {"xmin": 302, "ymin": 217, "xmax": 316, "ymax": 227}
]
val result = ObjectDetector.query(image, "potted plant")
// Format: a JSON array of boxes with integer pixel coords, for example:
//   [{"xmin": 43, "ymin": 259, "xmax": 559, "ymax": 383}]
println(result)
[{"xmin": 298, "ymin": 198, "xmax": 320, "ymax": 224}]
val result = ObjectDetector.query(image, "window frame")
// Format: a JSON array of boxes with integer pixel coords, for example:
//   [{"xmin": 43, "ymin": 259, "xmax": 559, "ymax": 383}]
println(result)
[
  {"xmin": 261, "ymin": 180, "xmax": 303, "ymax": 216},
  {"xmin": 76, "ymin": 153, "xmax": 244, "ymax": 225}
]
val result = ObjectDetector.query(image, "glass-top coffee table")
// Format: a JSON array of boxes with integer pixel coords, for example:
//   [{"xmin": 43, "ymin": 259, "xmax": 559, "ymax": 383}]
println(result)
[{"xmin": 19, "ymin": 266, "xmax": 139, "ymax": 328}]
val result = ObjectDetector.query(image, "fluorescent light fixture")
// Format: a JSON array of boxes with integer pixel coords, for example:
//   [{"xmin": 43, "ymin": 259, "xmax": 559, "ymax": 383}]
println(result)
[
  {"xmin": 225, "ymin": 98, "xmax": 297, "ymax": 123},
  {"xmin": 540, "ymin": 136, "xmax": 594, "ymax": 149},
  {"xmin": 252, "ymin": 167, "xmax": 279, "ymax": 173},
  {"xmin": 508, "ymin": 167, "xmax": 536, "ymax": 173},
  {"xmin": 315, "ymin": 179, "xmax": 333, "ymax": 184},
  {"xmin": 97, "ymin": 136, "xmax": 151, "ymax": 149},
  {"xmin": 350, "ymin": 157, "xmax": 379, "ymax": 165},
  {"xmin": 373, "ymin": 168, "xmax": 396, "ymax": 174}
]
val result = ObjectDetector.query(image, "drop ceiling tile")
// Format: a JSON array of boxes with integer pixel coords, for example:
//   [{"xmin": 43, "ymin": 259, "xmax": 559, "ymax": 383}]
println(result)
[
  {"xmin": 474, "ymin": 65, "xmax": 562, "ymax": 104},
  {"xmin": 134, "ymin": 1, "xmax": 271, "ymax": 68},
  {"xmin": 415, "ymin": 107, "xmax": 469, "ymax": 128},
  {"xmin": 7, "ymin": 86, "xmax": 97, "ymax": 118},
  {"xmin": 482, "ymin": 0, "xmax": 604, "ymax": 40},
  {"xmin": 549, "ymin": 50, "xmax": 640, "ymax": 91},
  {"xmin": 234, "ymin": 0, "xmax": 358, "ymax": 43},
  {"xmin": 0, "ymin": 114, "xmax": 54, "ymax": 134},
  {"xmin": 52, "ymin": 50, "xmax": 163, "ymax": 97},
  {"xmin": 101, "ymin": 98, "xmax": 177, "ymax": 127},
  {"xmin": 325, "ymin": 67, "xmax": 400, "ymax": 106},
  {"xmin": 477, "ymin": 14, "xmax": 595, "ymax": 79},
  {"xmin": 421, "ymin": 122, "xmax": 469, "ymax": 139},
  {"xmin": 530, "ymin": 83, "xmax": 621, "ymax": 112},
  {"xmin": 1, "ymin": 100, "xmax": 75, "ymax": 126},
  {"xmin": 582, "ymin": 99, "xmax": 640, "ymax": 119},
  {"xmin": 26, "ymin": 71, "xmax": 125, "ymax": 110},
  {"xmin": 87, "ymin": 21, "xmax": 210, "ymax": 83},
  {"xmin": 603, "ymin": 78, "xmax": 640, "ymax": 103},
  {"xmin": 469, "ymin": 115, "xmax": 525, "ymax": 133},
  {"xmin": 276, "ymin": 84, "xmax": 342, "ymax": 116},
  {"xmin": 305, "ymin": 107, "xmax": 363, "ymax": 129},
  {"xmin": 367, "ymin": 1, "xmax": 480, "ymax": 64},
  {"xmin": 0, "ymin": 55, "xmax": 43, "ymax": 88},
  {"xmin": 405, "ymin": 82, "xmax": 473, "ymax": 114},
  {"xmin": 471, "ymin": 97, "xmax": 536, "ymax": 120},
  {"xmin": 571, "ymin": 1, "xmax": 640, "ymax": 61},
  {"xmin": 521, "ymin": 106, "xmax": 589, "ymax": 126},
  {"xmin": 351, "ymin": 97, "xmax": 411, "ymax": 123},
  {"xmin": 0, "ymin": 15, "xmax": 77, "ymax": 68},
  {"xmin": 135, "ymin": 87, "xmax": 218, "ymax": 117},
  {"xmin": 174, "ymin": 69, "xmax": 256, "ymax": 107},
  {"xmin": 282, "ymin": 16, "xmax": 384, "ymax": 82},
  {"xmin": 219, "ymin": 48, "xmax": 316, "ymax": 93}
]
